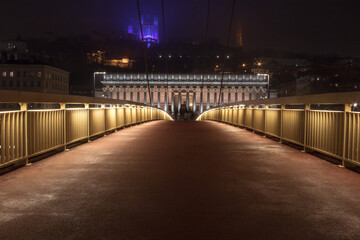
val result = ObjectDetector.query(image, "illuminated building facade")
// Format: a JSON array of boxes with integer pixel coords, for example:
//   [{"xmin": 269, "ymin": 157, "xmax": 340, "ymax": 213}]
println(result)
[
  {"xmin": 0, "ymin": 64, "xmax": 69, "ymax": 94},
  {"xmin": 99, "ymin": 73, "xmax": 269, "ymax": 115},
  {"xmin": 104, "ymin": 58, "xmax": 134, "ymax": 69},
  {"xmin": 128, "ymin": 15, "xmax": 159, "ymax": 48},
  {"xmin": 87, "ymin": 50, "xmax": 105, "ymax": 64}
]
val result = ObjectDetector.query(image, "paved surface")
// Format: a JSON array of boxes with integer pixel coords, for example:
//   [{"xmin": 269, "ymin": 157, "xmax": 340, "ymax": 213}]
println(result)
[{"xmin": 1, "ymin": 120, "xmax": 360, "ymax": 240}]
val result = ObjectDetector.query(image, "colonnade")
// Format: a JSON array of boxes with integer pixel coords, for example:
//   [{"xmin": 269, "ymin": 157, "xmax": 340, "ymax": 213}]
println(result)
[{"xmin": 104, "ymin": 86, "xmax": 267, "ymax": 114}]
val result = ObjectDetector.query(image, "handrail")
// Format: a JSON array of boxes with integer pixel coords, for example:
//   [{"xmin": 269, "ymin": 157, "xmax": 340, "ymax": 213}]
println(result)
[
  {"xmin": 0, "ymin": 90, "xmax": 148, "ymax": 105},
  {"xmin": 197, "ymin": 91, "xmax": 360, "ymax": 167},
  {"xmin": 220, "ymin": 91, "xmax": 360, "ymax": 106}
]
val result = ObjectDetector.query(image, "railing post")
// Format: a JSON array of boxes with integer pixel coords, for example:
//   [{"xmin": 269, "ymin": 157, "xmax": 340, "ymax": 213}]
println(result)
[
  {"xmin": 341, "ymin": 104, "xmax": 351, "ymax": 167},
  {"xmin": 114, "ymin": 104, "xmax": 118, "ymax": 132},
  {"xmin": 264, "ymin": 104, "xmax": 268, "ymax": 137},
  {"xmin": 20, "ymin": 103, "xmax": 30, "ymax": 166},
  {"xmin": 302, "ymin": 104, "xmax": 310, "ymax": 152},
  {"xmin": 101, "ymin": 104, "xmax": 106, "ymax": 136},
  {"xmin": 244, "ymin": 105, "xmax": 248, "ymax": 128},
  {"xmin": 280, "ymin": 104, "xmax": 285, "ymax": 143},
  {"xmin": 85, "ymin": 104, "xmax": 91, "ymax": 142},
  {"xmin": 252, "ymin": 105, "xmax": 255, "ymax": 132},
  {"xmin": 60, "ymin": 103, "xmax": 67, "ymax": 151}
]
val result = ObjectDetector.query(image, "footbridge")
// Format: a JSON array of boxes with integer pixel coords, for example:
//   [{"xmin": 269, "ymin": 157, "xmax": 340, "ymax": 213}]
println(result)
[{"xmin": 1, "ymin": 90, "xmax": 360, "ymax": 240}]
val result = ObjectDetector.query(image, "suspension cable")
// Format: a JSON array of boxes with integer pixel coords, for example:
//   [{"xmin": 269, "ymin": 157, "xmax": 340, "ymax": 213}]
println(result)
[
  {"xmin": 136, "ymin": 0, "xmax": 152, "ymax": 106},
  {"xmin": 218, "ymin": 0, "xmax": 236, "ymax": 106},
  {"xmin": 161, "ymin": 0, "xmax": 169, "ymax": 108},
  {"xmin": 201, "ymin": 0, "xmax": 211, "ymax": 88}
]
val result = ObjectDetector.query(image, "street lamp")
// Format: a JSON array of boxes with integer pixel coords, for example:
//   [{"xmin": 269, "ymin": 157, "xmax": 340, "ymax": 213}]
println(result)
[
  {"xmin": 257, "ymin": 73, "xmax": 270, "ymax": 99},
  {"xmin": 93, "ymin": 72, "xmax": 106, "ymax": 97}
]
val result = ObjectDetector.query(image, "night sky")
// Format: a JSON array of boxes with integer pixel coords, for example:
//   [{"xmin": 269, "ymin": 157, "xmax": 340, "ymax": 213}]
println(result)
[{"xmin": 1, "ymin": 0, "xmax": 359, "ymax": 56}]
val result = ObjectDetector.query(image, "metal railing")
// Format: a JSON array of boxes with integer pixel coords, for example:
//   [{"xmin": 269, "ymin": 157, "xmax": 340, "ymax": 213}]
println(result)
[
  {"xmin": 0, "ymin": 90, "xmax": 173, "ymax": 169},
  {"xmin": 197, "ymin": 91, "xmax": 360, "ymax": 167}
]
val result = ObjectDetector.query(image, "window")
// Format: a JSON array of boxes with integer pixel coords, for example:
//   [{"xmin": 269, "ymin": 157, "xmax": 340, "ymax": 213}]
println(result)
[
  {"xmin": 16, "ymin": 71, "xmax": 20, "ymax": 77},
  {"xmin": 30, "ymin": 81, "xmax": 34, "ymax": 87},
  {"xmin": 23, "ymin": 71, "xmax": 27, "ymax": 77},
  {"xmin": 16, "ymin": 81, "xmax": 20, "ymax": 87},
  {"xmin": 38, "ymin": 72, "xmax": 42, "ymax": 78},
  {"xmin": 10, "ymin": 71, "xmax": 14, "ymax": 77},
  {"xmin": 23, "ymin": 81, "xmax": 27, "ymax": 87},
  {"xmin": 9, "ymin": 81, "xmax": 13, "ymax": 87},
  {"xmin": 31, "ymin": 72, "xmax": 35, "ymax": 77},
  {"xmin": 37, "ymin": 81, "xmax": 41, "ymax": 87},
  {"xmin": 2, "ymin": 80, "xmax": 6, "ymax": 87},
  {"xmin": 2, "ymin": 72, "xmax": 6, "ymax": 77}
]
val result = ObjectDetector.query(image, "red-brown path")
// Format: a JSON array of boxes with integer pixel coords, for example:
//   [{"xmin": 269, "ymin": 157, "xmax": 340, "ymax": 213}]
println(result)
[{"xmin": 1, "ymin": 120, "xmax": 360, "ymax": 240}]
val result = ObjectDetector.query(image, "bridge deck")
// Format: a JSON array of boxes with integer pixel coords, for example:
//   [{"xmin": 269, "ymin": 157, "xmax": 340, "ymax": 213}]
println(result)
[{"xmin": 1, "ymin": 120, "xmax": 360, "ymax": 240}]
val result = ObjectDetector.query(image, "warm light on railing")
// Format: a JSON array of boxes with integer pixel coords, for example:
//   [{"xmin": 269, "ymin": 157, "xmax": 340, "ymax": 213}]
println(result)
[
  {"xmin": 197, "ymin": 91, "xmax": 360, "ymax": 167},
  {"xmin": 0, "ymin": 90, "xmax": 173, "ymax": 169}
]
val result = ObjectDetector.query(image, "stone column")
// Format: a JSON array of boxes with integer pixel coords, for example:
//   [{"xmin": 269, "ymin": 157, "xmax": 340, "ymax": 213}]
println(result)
[
  {"xmin": 193, "ymin": 87, "xmax": 197, "ymax": 113},
  {"xmin": 109, "ymin": 87, "xmax": 114, "ymax": 99},
  {"xmin": 228, "ymin": 88, "xmax": 231, "ymax": 104},
  {"xmin": 200, "ymin": 87, "xmax": 203, "ymax": 113},
  {"xmin": 186, "ymin": 88, "xmax": 190, "ymax": 112},
  {"xmin": 207, "ymin": 87, "xmax": 210, "ymax": 110},
  {"xmin": 164, "ymin": 87, "xmax": 168, "ymax": 112},
  {"xmin": 178, "ymin": 88, "xmax": 181, "ymax": 115},
  {"xmin": 221, "ymin": 89, "xmax": 224, "ymax": 105},
  {"xmin": 171, "ymin": 88, "xmax": 175, "ymax": 114},
  {"xmin": 123, "ymin": 86, "xmax": 127, "ymax": 100},
  {"xmin": 116, "ymin": 88, "xmax": 120, "ymax": 100},
  {"xmin": 144, "ymin": 89, "xmax": 147, "ymax": 104},
  {"xmin": 157, "ymin": 88, "xmax": 161, "ymax": 108},
  {"xmin": 214, "ymin": 88, "xmax": 217, "ymax": 107},
  {"xmin": 150, "ymin": 88, "xmax": 154, "ymax": 106}
]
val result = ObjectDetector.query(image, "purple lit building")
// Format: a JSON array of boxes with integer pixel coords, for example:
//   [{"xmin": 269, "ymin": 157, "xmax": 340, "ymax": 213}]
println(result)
[{"xmin": 128, "ymin": 15, "xmax": 159, "ymax": 48}]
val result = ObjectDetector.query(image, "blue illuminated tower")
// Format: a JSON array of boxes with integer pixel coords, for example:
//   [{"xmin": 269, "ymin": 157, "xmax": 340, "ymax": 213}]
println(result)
[{"xmin": 139, "ymin": 15, "xmax": 159, "ymax": 48}]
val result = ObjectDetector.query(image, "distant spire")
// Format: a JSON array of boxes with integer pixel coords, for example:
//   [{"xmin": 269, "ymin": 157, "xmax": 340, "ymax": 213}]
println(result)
[{"xmin": 236, "ymin": 25, "xmax": 243, "ymax": 47}]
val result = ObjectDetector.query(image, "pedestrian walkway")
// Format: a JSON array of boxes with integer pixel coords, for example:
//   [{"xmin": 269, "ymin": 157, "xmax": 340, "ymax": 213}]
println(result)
[{"xmin": 1, "ymin": 120, "xmax": 360, "ymax": 240}]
